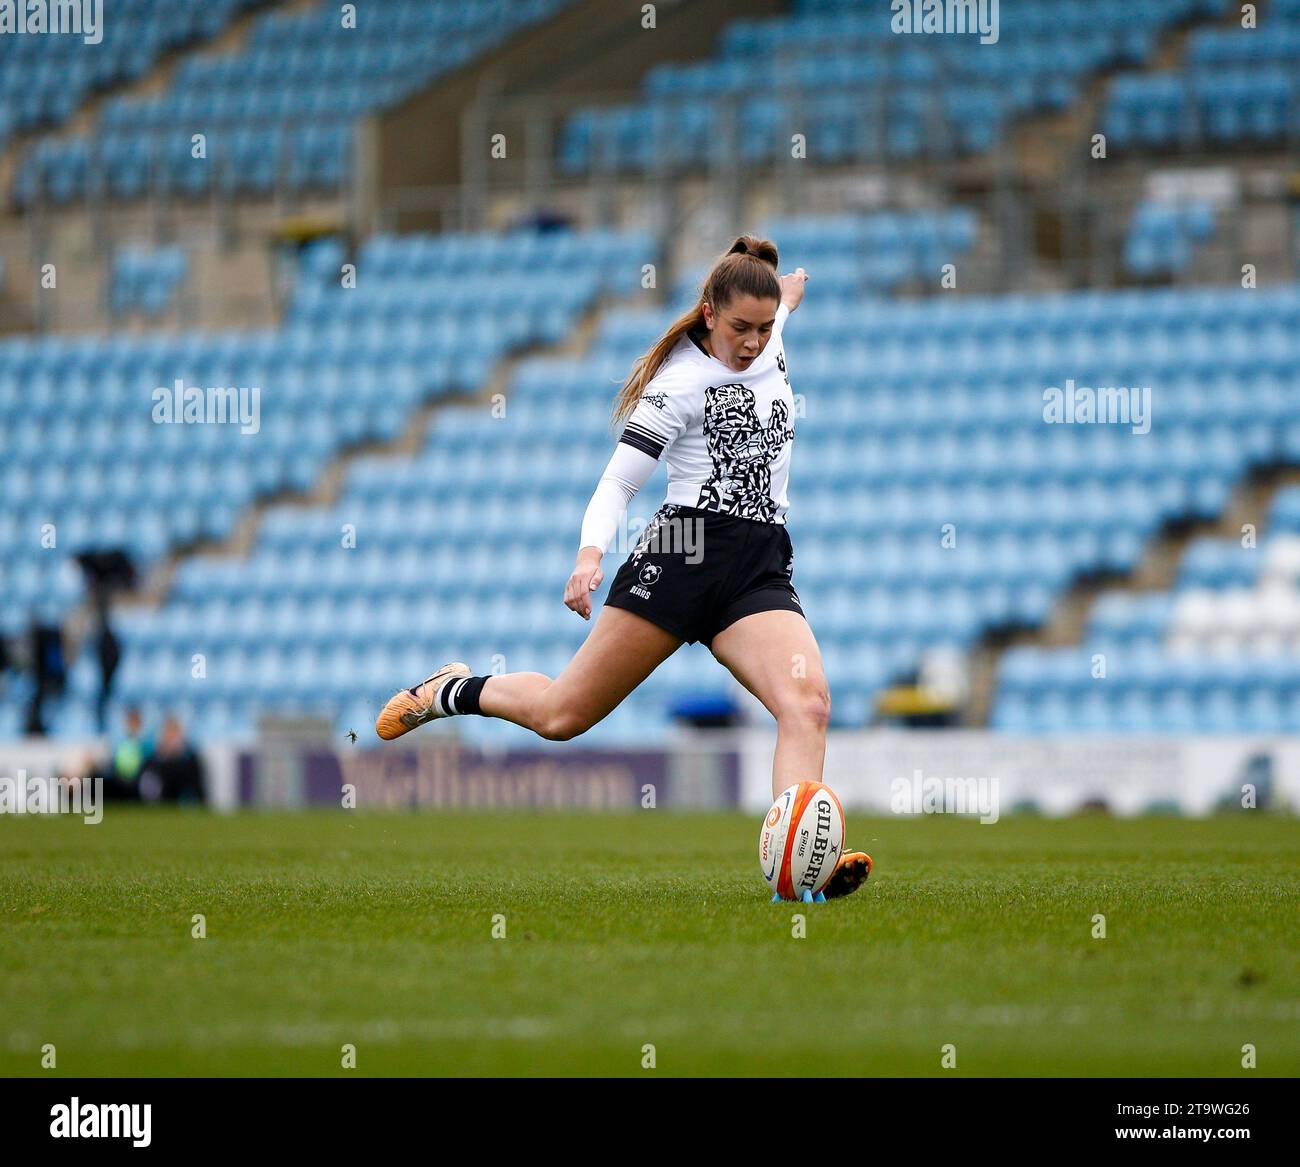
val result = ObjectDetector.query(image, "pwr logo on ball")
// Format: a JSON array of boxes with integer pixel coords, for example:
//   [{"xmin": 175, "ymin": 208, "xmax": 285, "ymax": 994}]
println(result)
[{"xmin": 758, "ymin": 780, "xmax": 844, "ymax": 900}]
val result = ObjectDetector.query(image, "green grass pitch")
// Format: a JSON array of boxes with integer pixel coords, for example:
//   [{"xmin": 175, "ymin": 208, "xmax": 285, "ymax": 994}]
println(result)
[{"xmin": 1, "ymin": 808, "xmax": 1297, "ymax": 1076}]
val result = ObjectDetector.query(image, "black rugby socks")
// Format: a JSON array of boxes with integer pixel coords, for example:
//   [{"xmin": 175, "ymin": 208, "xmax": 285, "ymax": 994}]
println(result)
[{"xmin": 440, "ymin": 675, "xmax": 489, "ymax": 716}]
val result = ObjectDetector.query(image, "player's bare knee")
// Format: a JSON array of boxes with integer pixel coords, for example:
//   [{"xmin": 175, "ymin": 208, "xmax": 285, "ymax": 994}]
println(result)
[
  {"xmin": 807, "ymin": 686, "xmax": 831, "ymax": 732},
  {"xmin": 535, "ymin": 709, "xmax": 589, "ymax": 741},
  {"xmin": 777, "ymin": 686, "xmax": 830, "ymax": 734},
  {"xmin": 526, "ymin": 685, "xmax": 562, "ymax": 740}
]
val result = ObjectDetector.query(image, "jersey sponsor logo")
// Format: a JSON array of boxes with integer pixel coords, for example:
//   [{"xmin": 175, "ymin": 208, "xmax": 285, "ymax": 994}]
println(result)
[{"xmin": 638, "ymin": 391, "xmax": 668, "ymax": 409}]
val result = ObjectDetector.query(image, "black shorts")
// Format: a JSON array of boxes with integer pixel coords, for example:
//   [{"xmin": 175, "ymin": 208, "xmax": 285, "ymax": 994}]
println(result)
[{"xmin": 603, "ymin": 503, "xmax": 805, "ymax": 648}]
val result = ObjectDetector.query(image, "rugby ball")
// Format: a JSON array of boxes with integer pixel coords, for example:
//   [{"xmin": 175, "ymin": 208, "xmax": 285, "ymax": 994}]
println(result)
[{"xmin": 758, "ymin": 780, "xmax": 845, "ymax": 900}]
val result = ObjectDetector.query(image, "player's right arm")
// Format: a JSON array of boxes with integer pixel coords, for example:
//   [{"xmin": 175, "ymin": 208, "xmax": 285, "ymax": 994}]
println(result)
[
  {"xmin": 566, "ymin": 366, "xmax": 700, "ymax": 619},
  {"xmin": 779, "ymin": 267, "xmax": 808, "ymax": 312}
]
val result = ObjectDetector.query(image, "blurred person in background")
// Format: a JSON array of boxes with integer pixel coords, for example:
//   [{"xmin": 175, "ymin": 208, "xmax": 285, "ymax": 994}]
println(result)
[
  {"xmin": 92, "ymin": 591, "xmax": 121, "ymax": 733},
  {"xmin": 96, "ymin": 706, "xmax": 154, "ymax": 801},
  {"xmin": 136, "ymin": 714, "xmax": 205, "ymax": 805},
  {"xmin": 23, "ymin": 610, "xmax": 66, "ymax": 737}
]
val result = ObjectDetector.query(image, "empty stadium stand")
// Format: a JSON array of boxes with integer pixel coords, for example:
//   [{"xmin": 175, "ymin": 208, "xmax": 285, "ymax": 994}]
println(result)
[
  {"xmin": 0, "ymin": 0, "xmax": 269, "ymax": 145},
  {"xmin": 1123, "ymin": 200, "xmax": 1217, "ymax": 277},
  {"xmin": 1105, "ymin": 0, "xmax": 1300, "ymax": 150},
  {"xmin": 0, "ymin": 224, "xmax": 651, "ymax": 742},
  {"xmin": 558, "ymin": 0, "xmax": 1230, "ymax": 174},
  {"xmin": 995, "ymin": 488, "xmax": 1300, "ymax": 733},
  {"xmin": 11, "ymin": 0, "xmax": 575, "ymax": 205}
]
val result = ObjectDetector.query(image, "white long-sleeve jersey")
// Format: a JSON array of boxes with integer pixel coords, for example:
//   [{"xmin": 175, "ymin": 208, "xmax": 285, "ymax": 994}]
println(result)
[{"xmin": 580, "ymin": 301, "xmax": 794, "ymax": 553}]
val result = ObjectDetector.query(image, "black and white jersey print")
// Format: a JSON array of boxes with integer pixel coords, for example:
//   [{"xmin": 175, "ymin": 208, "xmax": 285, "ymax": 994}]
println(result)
[
  {"xmin": 615, "ymin": 301, "xmax": 796, "ymax": 525},
  {"xmin": 697, "ymin": 383, "xmax": 794, "ymax": 521}
]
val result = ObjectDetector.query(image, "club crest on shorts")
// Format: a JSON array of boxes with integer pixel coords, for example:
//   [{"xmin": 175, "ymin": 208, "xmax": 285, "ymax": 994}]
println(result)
[{"xmin": 630, "ymin": 562, "xmax": 661, "ymax": 599}]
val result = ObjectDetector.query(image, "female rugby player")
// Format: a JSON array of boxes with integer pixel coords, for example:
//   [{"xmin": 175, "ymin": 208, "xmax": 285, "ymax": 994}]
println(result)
[{"xmin": 377, "ymin": 235, "xmax": 871, "ymax": 900}]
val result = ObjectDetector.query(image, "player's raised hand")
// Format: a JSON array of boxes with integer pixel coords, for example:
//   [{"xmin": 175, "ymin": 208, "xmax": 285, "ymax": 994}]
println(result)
[
  {"xmin": 565, "ymin": 548, "xmax": 604, "ymax": 619},
  {"xmin": 780, "ymin": 267, "xmax": 808, "ymax": 312}
]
